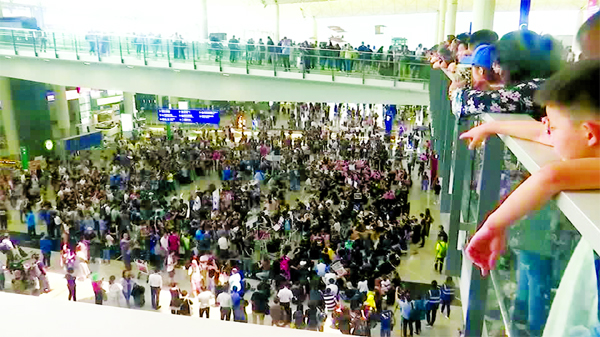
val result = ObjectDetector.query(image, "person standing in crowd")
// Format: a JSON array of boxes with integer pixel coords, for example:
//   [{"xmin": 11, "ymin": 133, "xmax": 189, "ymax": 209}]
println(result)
[
  {"xmin": 270, "ymin": 298, "xmax": 284, "ymax": 326},
  {"xmin": 399, "ymin": 292, "xmax": 414, "ymax": 337},
  {"xmin": 121, "ymin": 270, "xmax": 135, "ymax": 307},
  {"xmin": 412, "ymin": 295, "xmax": 427, "ymax": 335},
  {"xmin": 434, "ymin": 234, "xmax": 448, "ymax": 273},
  {"xmin": 216, "ymin": 288, "xmax": 233, "ymax": 321},
  {"xmin": 379, "ymin": 303, "xmax": 395, "ymax": 337},
  {"xmin": 278, "ymin": 283, "xmax": 294, "ymax": 324},
  {"xmin": 0, "ymin": 203, "xmax": 8, "ymax": 231},
  {"xmin": 169, "ymin": 282, "xmax": 181, "ymax": 315},
  {"xmin": 441, "ymin": 276, "xmax": 455, "ymax": 318},
  {"xmin": 92, "ymin": 273, "xmax": 104, "ymax": 305},
  {"xmin": 426, "ymin": 280, "xmax": 441, "ymax": 327},
  {"xmin": 65, "ymin": 267, "xmax": 76, "ymax": 301},
  {"xmin": 39, "ymin": 233, "xmax": 53, "ymax": 267},
  {"xmin": 148, "ymin": 269, "xmax": 163, "ymax": 310},
  {"xmin": 179, "ymin": 290, "xmax": 192, "ymax": 316},
  {"xmin": 197, "ymin": 286, "xmax": 213, "ymax": 318},
  {"xmin": 26, "ymin": 207, "xmax": 36, "ymax": 239},
  {"xmin": 120, "ymin": 233, "xmax": 132, "ymax": 271},
  {"xmin": 251, "ymin": 282, "xmax": 269, "ymax": 325}
]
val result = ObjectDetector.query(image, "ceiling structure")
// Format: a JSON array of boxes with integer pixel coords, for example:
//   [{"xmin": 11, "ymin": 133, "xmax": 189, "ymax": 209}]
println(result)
[{"xmin": 256, "ymin": 0, "xmax": 587, "ymax": 18}]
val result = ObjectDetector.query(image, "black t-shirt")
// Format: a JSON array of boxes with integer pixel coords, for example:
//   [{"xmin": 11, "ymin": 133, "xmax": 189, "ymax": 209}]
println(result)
[{"xmin": 251, "ymin": 290, "xmax": 269, "ymax": 313}]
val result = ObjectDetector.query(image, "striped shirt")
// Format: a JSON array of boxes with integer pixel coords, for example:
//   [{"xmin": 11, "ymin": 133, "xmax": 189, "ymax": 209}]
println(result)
[{"xmin": 323, "ymin": 293, "xmax": 337, "ymax": 311}]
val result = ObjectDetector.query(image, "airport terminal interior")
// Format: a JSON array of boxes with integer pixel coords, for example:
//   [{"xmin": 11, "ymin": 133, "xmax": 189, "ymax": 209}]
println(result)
[{"xmin": 0, "ymin": 1, "xmax": 599, "ymax": 337}]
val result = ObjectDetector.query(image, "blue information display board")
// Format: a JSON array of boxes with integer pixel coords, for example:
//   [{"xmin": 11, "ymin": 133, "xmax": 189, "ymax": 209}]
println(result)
[
  {"xmin": 158, "ymin": 109, "xmax": 220, "ymax": 125},
  {"xmin": 64, "ymin": 131, "xmax": 103, "ymax": 152}
]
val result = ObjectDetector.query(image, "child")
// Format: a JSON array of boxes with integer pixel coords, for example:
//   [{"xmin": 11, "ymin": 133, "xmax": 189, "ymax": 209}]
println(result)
[
  {"xmin": 461, "ymin": 60, "xmax": 600, "ymax": 275},
  {"xmin": 65, "ymin": 267, "xmax": 77, "ymax": 301}
]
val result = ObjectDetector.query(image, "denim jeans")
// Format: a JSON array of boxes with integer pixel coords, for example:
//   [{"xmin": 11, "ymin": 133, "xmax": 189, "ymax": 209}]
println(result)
[
  {"xmin": 150, "ymin": 286, "xmax": 160, "ymax": 309},
  {"xmin": 512, "ymin": 250, "xmax": 553, "ymax": 335}
]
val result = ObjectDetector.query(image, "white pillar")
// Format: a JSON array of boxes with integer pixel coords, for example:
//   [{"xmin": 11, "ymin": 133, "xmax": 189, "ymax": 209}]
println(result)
[
  {"xmin": 0, "ymin": 77, "xmax": 20, "ymax": 158},
  {"xmin": 312, "ymin": 16, "xmax": 318, "ymax": 41},
  {"xmin": 52, "ymin": 85, "xmax": 71, "ymax": 138},
  {"xmin": 573, "ymin": 8, "xmax": 585, "ymax": 56},
  {"xmin": 472, "ymin": 0, "xmax": 496, "ymax": 32},
  {"xmin": 275, "ymin": 3, "xmax": 280, "ymax": 42},
  {"xmin": 437, "ymin": 0, "xmax": 447, "ymax": 44},
  {"xmin": 122, "ymin": 92, "xmax": 135, "ymax": 138},
  {"xmin": 445, "ymin": 0, "xmax": 458, "ymax": 38},
  {"xmin": 200, "ymin": 0, "xmax": 209, "ymax": 40},
  {"xmin": 434, "ymin": 11, "xmax": 440, "ymax": 45}
]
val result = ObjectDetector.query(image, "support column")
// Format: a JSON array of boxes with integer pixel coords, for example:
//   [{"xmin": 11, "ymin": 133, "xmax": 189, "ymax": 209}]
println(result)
[
  {"xmin": 275, "ymin": 3, "xmax": 280, "ymax": 42},
  {"xmin": 157, "ymin": 95, "xmax": 164, "ymax": 109},
  {"xmin": 445, "ymin": 0, "xmax": 458, "ymax": 38},
  {"xmin": 51, "ymin": 85, "xmax": 70, "ymax": 139},
  {"xmin": 0, "ymin": 77, "xmax": 20, "ymax": 159},
  {"xmin": 122, "ymin": 92, "xmax": 135, "ymax": 137},
  {"xmin": 472, "ymin": 0, "xmax": 496, "ymax": 32},
  {"xmin": 434, "ymin": 11, "xmax": 441, "ymax": 45},
  {"xmin": 519, "ymin": 0, "xmax": 531, "ymax": 29},
  {"xmin": 437, "ymin": 0, "xmax": 447, "ymax": 44},
  {"xmin": 312, "ymin": 16, "xmax": 318, "ymax": 41},
  {"xmin": 200, "ymin": 0, "xmax": 209, "ymax": 41}
]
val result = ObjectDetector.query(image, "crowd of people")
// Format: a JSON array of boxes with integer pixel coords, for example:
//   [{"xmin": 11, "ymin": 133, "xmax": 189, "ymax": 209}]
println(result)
[
  {"xmin": 0, "ymin": 97, "xmax": 455, "ymax": 336},
  {"xmin": 78, "ymin": 30, "xmax": 430, "ymax": 79}
]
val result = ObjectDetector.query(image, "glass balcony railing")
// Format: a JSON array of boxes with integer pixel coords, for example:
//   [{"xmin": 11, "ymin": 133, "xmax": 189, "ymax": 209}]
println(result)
[
  {"xmin": 429, "ymin": 69, "xmax": 600, "ymax": 337},
  {"xmin": 0, "ymin": 27, "xmax": 431, "ymax": 85}
]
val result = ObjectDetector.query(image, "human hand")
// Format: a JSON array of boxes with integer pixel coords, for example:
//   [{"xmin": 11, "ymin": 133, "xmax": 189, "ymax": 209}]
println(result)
[
  {"xmin": 459, "ymin": 124, "xmax": 493, "ymax": 150},
  {"xmin": 447, "ymin": 62, "xmax": 458, "ymax": 73},
  {"xmin": 449, "ymin": 79, "xmax": 466, "ymax": 95},
  {"xmin": 465, "ymin": 225, "xmax": 506, "ymax": 277}
]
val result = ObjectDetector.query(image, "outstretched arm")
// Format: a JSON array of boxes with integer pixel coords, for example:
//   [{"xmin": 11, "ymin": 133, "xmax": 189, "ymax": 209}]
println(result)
[
  {"xmin": 486, "ymin": 158, "xmax": 600, "ymax": 231},
  {"xmin": 467, "ymin": 158, "xmax": 600, "ymax": 275},
  {"xmin": 460, "ymin": 120, "xmax": 550, "ymax": 149}
]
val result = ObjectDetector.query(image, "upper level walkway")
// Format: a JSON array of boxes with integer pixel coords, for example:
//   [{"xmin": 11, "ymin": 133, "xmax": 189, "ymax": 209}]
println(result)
[{"xmin": 0, "ymin": 28, "xmax": 430, "ymax": 104}]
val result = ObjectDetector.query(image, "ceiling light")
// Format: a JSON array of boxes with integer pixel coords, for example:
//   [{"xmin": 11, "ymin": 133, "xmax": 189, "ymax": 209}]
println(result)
[
  {"xmin": 223, "ymin": 73, "xmax": 230, "ymax": 77},
  {"xmin": 127, "ymin": 65, "xmax": 134, "ymax": 69},
  {"xmin": 4, "ymin": 56, "xmax": 11, "ymax": 59},
  {"xmin": 84, "ymin": 62, "xmax": 90, "ymax": 65},
  {"xmin": 44, "ymin": 59, "xmax": 50, "ymax": 62}
]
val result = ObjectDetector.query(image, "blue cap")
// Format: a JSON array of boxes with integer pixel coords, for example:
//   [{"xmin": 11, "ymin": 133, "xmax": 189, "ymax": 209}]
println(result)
[{"xmin": 460, "ymin": 44, "xmax": 496, "ymax": 69}]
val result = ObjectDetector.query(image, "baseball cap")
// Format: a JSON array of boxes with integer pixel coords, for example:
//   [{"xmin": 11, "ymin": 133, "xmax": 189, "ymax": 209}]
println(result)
[{"xmin": 461, "ymin": 44, "xmax": 496, "ymax": 69}]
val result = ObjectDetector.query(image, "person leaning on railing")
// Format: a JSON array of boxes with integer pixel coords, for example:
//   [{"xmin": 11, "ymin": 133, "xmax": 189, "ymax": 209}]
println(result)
[
  {"xmin": 462, "ymin": 60, "xmax": 600, "ymax": 276},
  {"xmin": 449, "ymin": 29, "xmax": 563, "ymax": 121}
]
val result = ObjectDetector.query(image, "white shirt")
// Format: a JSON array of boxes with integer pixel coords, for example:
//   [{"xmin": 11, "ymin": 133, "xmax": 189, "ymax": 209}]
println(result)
[
  {"xmin": 197, "ymin": 290, "xmax": 213, "ymax": 308},
  {"xmin": 148, "ymin": 273, "xmax": 163, "ymax": 288},
  {"xmin": 216, "ymin": 292, "xmax": 232, "ymax": 308},
  {"xmin": 277, "ymin": 287, "xmax": 294, "ymax": 303},
  {"xmin": 357, "ymin": 280, "xmax": 369, "ymax": 293},
  {"xmin": 218, "ymin": 237, "xmax": 229, "ymax": 250},
  {"xmin": 229, "ymin": 272, "xmax": 241, "ymax": 292}
]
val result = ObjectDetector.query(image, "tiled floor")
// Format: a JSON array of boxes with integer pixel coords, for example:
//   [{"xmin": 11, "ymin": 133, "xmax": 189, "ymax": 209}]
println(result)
[{"xmin": 1, "ymin": 117, "xmax": 463, "ymax": 336}]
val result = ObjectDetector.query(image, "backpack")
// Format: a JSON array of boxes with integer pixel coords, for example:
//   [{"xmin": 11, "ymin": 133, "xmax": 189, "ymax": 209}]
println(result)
[{"xmin": 409, "ymin": 301, "xmax": 419, "ymax": 321}]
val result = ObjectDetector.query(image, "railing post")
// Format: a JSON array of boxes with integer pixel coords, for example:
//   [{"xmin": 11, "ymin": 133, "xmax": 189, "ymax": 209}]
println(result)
[
  {"xmin": 95, "ymin": 35, "xmax": 100, "ymax": 62},
  {"xmin": 192, "ymin": 42, "xmax": 197, "ymax": 70},
  {"xmin": 463, "ymin": 133, "xmax": 504, "ymax": 337},
  {"xmin": 446, "ymin": 117, "xmax": 470, "ymax": 277},
  {"xmin": 74, "ymin": 35, "xmax": 80, "ymax": 60},
  {"xmin": 245, "ymin": 46, "xmax": 249, "ymax": 74},
  {"xmin": 32, "ymin": 31, "xmax": 38, "ymax": 57},
  {"xmin": 143, "ymin": 38, "xmax": 147, "ymax": 66},
  {"xmin": 167, "ymin": 40, "xmax": 171, "ymax": 67},
  {"xmin": 53, "ymin": 32, "xmax": 58, "ymax": 59},
  {"xmin": 11, "ymin": 30, "xmax": 18, "ymax": 55},
  {"xmin": 273, "ymin": 53, "xmax": 277, "ymax": 77},
  {"xmin": 126, "ymin": 37, "xmax": 130, "ymax": 55},
  {"xmin": 118, "ymin": 36, "xmax": 124, "ymax": 64}
]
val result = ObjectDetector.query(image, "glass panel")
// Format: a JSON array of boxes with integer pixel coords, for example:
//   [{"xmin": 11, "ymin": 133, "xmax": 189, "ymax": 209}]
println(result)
[
  {"xmin": 460, "ymin": 116, "xmax": 484, "ymax": 224},
  {"xmin": 484, "ymin": 149, "xmax": 582, "ymax": 337}
]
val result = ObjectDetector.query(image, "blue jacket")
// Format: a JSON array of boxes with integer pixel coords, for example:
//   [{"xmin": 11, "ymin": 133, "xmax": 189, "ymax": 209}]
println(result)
[
  {"xmin": 39, "ymin": 238, "xmax": 53, "ymax": 254},
  {"xmin": 26, "ymin": 212, "xmax": 36, "ymax": 228}
]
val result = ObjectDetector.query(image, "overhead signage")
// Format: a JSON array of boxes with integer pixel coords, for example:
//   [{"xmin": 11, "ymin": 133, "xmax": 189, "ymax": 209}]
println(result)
[{"xmin": 157, "ymin": 109, "xmax": 220, "ymax": 125}]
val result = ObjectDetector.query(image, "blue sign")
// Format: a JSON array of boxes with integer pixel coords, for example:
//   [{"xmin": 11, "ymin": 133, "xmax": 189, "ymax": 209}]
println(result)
[
  {"xmin": 157, "ymin": 109, "xmax": 220, "ymax": 125},
  {"xmin": 64, "ymin": 131, "xmax": 103, "ymax": 152}
]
